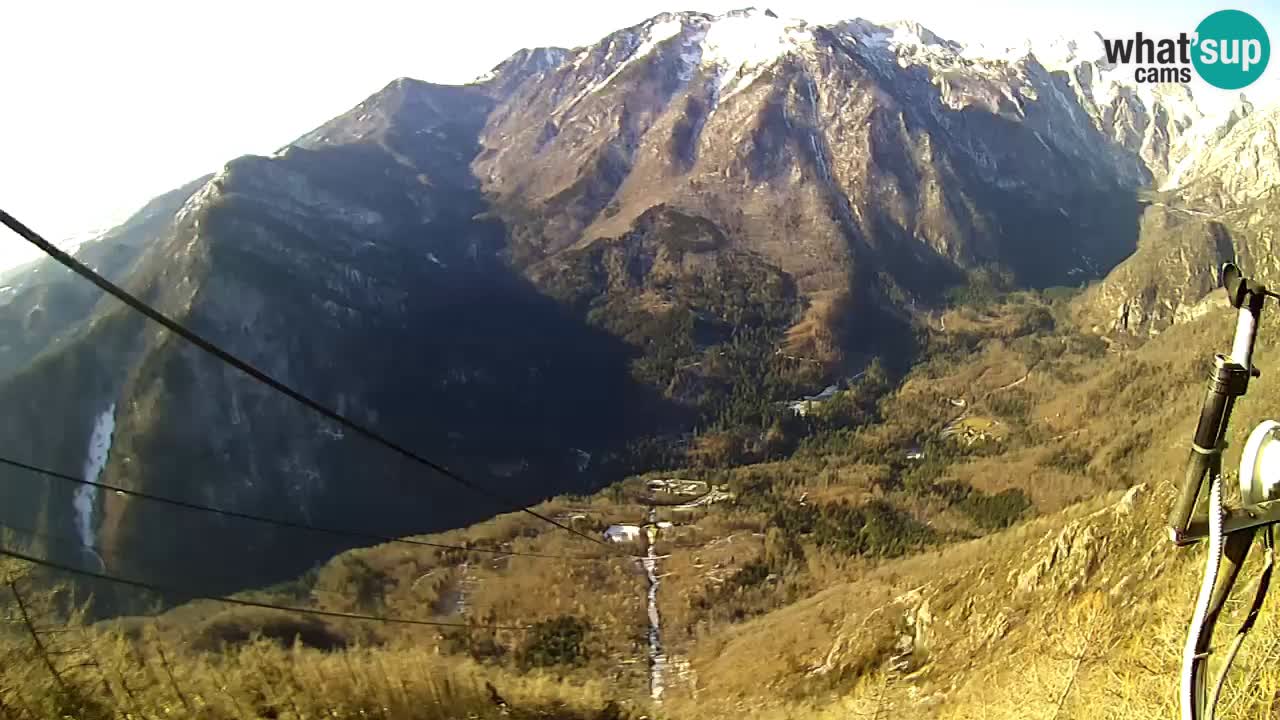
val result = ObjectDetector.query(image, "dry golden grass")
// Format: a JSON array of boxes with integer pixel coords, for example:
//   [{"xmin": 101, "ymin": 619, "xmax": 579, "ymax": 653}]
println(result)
[
  {"xmin": 0, "ymin": 618, "xmax": 638, "ymax": 719},
  {"xmin": 1, "ymin": 548, "xmax": 642, "ymax": 719},
  {"xmin": 646, "ymin": 295, "xmax": 1280, "ymax": 718},
  {"xmin": 952, "ymin": 450, "xmax": 1109, "ymax": 513},
  {"xmin": 781, "ymin": 290, "xmax": 848, "ymax": 364}
]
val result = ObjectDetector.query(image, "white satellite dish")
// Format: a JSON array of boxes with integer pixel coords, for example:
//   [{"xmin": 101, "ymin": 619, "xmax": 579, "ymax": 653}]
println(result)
[{"xmin": 1240, "ymin": 420, "xmax": 1280, "ymax": 507}]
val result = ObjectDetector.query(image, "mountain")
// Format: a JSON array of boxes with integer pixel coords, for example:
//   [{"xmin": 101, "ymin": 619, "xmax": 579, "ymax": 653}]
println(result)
[
  {"xmin": 476, "ymin": 9, "xmax": 1151, "ymax": 293},
  {"xmin": 0, "ymin": 176, "xmax": 212, "ymax": 381},
  {"xmin": 0, "ymin": 7, "xmax": 1272, "ymax": 601},
  {"xmin": 962, "ymin": 31, "xmax": 1253, "ymax": 186},
  {"xmin": 0, "ymin": 79, "xmax": 668, "ymax": 600},
  {"xmin": 1071, "ymin": 205, "xmax": 1233, "ymax": 337},
  {"xmin": 1072, "ymin": 105, "xmax": 1280, "ymax": 337},
  {"xmin": 1171, "ymin": 104, "xmax": 1280, "ymax": 211}
]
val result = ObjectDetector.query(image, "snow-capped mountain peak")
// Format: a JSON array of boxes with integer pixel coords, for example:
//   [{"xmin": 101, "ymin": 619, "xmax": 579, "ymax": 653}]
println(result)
[
  {"xmin": 547, "ymin": 9, "xmax": 818, "ymax": 107},
  {"xmin": 700, "ymin": 8, "xmax": 813, "ymax": 94}
]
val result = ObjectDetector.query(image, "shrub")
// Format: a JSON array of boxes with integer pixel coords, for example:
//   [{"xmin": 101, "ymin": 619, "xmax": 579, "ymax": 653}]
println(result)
[
  {"xmin": 957, "ymin": 488, "xmax": 1033, "ymax": 530},
  {"xmin": 1065, "ymin": 333, "xmax": 1108, "ymax": 358},
  {"xmin": 769, "ymin": 499, "xmax": 934, "ymax": 558},
  {"xmin": 1047, "ymin": 361, "xmax": 1085, "ymax": 384},
  {"xmin": 1014, "ymin": 306, "xmax": 1056, "ymax": 336},
  {"xmin": 1043, "ymin": 285, "xmax": 1083, "ymax": 303},
  {"xmin": 945, "ymin": 264, "xmax": 1014, "ymax": 308},
  {"xmin": 442, "ymin": 626, "xmax": 508, "ymax": 663},
  {"xmin": 725, "ymin": 560, "xmax": 771, "ymax": 591},
  {"xmin": 900, "ymin": 459, "xmax": 946, "ymax": 497},
  {"xmin": 518, "ymin": 615, "xmax": 592, "ymax": 669},
  {"xmin": 986, "ymin": 387, "xmax": 1032, "ymax": 422},
  {"xmin": 31, "ymin": 684, "xmax": 114, "ymax": 720},
  {"xmin": 191, "ymin": 610, "xmax": 350, "ymax": 652},
  {"xmin": 1107, "ymin": 429, "xmax": 1153, "ymax": 471}
]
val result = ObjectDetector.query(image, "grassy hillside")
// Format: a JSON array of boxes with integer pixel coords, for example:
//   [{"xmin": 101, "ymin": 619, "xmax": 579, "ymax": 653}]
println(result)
[{"xmin": 5, "ymin": 283, "xmax": 1276, "ymax": 718}]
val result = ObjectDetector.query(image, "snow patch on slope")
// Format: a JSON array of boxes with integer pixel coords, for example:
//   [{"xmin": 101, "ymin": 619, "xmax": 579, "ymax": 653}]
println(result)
[
  {"xmin": 561, "ymin": 16, "xmax": 687, "ymax": 112},
  {"xmin": 702, "ymin": 10, "xmax": 812, "ymax": 96},
  {"xmin": 599, "ymin": 17, "xmax": 685, "ymax": 90},
  {"xmin": 74, "ymin": 404, "xmax": 116, "ymax": 564},
  {"xmin": 560, "ymin": 9, "xmax": 814, "ymax": 116}
]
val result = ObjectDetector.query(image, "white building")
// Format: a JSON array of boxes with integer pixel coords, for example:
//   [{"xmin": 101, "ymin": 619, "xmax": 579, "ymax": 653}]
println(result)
[
  {"xmin": 604, "ymin": 524, "xmax": 643, "ymax": 543},
  {"xmin": 784, "ymin": 384, "xmax": 841, "ymax": 416}
]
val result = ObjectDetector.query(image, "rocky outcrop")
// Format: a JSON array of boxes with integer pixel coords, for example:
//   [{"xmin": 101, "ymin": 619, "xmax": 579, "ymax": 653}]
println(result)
[
  {"xmin": 1073, "ymin": 207, "xmax": 1236, "ymax": 336},
  {"xmin": 1012, "ymin": 485, "xmax": 1143, "ymax": 595},
  {"xmin": 1072, "ymin": 106, "xmax": 1280, "ymax": 340},
  {"xmin": 1172, "ymin": 105, "xmax": 1280, "ymax": 211}
]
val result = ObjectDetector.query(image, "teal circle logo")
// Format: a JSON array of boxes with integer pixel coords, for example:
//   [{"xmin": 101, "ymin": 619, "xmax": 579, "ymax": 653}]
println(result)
[{"xmin": 1193, "ymin": 10, "xmax": 1270, "ymax": 90}]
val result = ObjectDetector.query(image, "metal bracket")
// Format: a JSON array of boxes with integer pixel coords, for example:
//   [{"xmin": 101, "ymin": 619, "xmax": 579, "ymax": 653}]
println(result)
[
  {"xmin": 1211, "ymin": 355, "xmax": 1251, "ymax": 397},
  {"xmin": 1179, "ymin": 501, "xmax": 1280, "ymax": 542},
  {"xmin": 1223, "ymin": 263, "xmax": 1271, "ymax": 309}
]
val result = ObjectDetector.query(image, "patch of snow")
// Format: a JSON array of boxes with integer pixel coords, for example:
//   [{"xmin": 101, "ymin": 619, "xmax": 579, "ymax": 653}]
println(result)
[
  {"xmin": 860, "ymin": 30, "xmax": 893, "ymax": 49},
  {"xmin": 702, "ymin": 10, "xmax": 811, "ymax": 96},
  {"xmin": 1160, "ymin": 97, "xmax": 1252, "ymax": 190},
  {"xmin": 960, "ymin": 30, "xmax": 1107, "ymax": 69},
  {"xmin": 562, "ymin": 17, "xmax": 686, "ymax": 112},
  {"xmin": 175, "ymin": 171, "xmax": 224, "ymax": 225},
  {"xmin": 1161, "ymin": 153, "xmax": 1199, "ymax": 191},
  {"xmin": 599, "ymin": 17, "xmax": 684, "ymax": 88},
  {"xmin": 638, "ymin": 18, "xmax": 686, "ymax": 57},
  {"xmin": 75, "ymin": 404, "xmax": 116, "ymax": 557},
  {"xmin": 563, "ymin": 9, "xmax": 815, "ymax": 116},
  {"xmin": 890, "ymin": 24, "xmax": 927, "ymax": 47}
]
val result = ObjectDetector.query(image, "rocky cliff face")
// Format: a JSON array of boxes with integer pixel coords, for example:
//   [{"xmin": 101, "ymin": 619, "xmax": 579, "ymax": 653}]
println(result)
[
  {"xmin": 476, "ymin": 10, "xmax": 1162, "ymax": 297},
  {"xmin": 1072, "ymin": 105, "xmax": 1279, "ymax": 339},
  {"xmin": 1173, "ymin": 105, "xmax": 1280, "ymax": 211},
  {"xmin": 1073, "ymin": 206, "xmax": 1235, "ymax": 336},
  {"xmin": 962, "ymin": 32, "xmax": 1252, "ymax": 187}
]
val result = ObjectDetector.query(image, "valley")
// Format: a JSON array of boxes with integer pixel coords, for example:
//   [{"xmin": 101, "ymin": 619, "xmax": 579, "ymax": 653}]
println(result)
[{"xmin": 2, "ymin": 282, "xmax": 1259, "ymax": 719}]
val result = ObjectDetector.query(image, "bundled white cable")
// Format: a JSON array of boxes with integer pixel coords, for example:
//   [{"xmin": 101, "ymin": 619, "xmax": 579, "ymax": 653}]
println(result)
[{"xmin": 1182, "ymin": 476, "xmax": 1225, "ymax": 720}]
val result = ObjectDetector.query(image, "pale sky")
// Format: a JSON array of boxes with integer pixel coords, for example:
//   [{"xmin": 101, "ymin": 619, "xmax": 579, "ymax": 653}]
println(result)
[{"xmin": 2, "ymin": 0, "xmax": 1277, "ymax": 270}]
